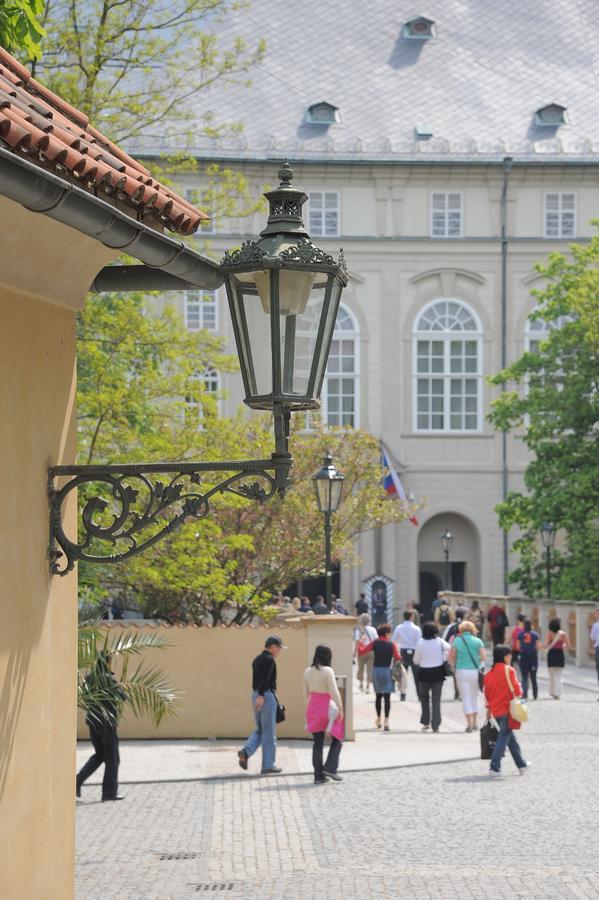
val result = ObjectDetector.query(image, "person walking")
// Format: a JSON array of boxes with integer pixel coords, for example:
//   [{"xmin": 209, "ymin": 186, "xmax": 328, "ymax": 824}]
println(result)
[
  {"xmin": 354, "ymin": 613, "xmax": 377, "ymax": 693},
  {"xmin": 355, "ymin": 592, "xmax": 368, "ymax": 616},
  {"xmin": 467, "ymin": 599, "xmax": 483, "ymax": 637},
  {"xmin": 414, "ymin": 623, "xmax": 450, "ymax": 733},
  {"xmin": 449, "ymin": 621, "xmax": 486, "ymax": 732},
  {"xmin": 511, "ymin": 613, "xmax": 526, "ymax": 673},
  {"xmin": 238, "ymin": 636, "xmax": 285, "ymax": 775},
  {"xmin": 362, "ymin": 624, "xmax": 401, "ymax": 731},
  {"xmin": 543, "ymin": 617, "xmax": 570, "ymax": 699},
  {"xmin": 405, "ymin": 600, "xmax": 421, "ymax": 627},
  {"xmin": 304, "ymin": 645, "xmax": 344, "ymax": 784},
  {"xmin": 517, "ymin": 618, "xmax": 540, "ymax": 700},
  {"xmin": 76, "ymin": 652, "xmax": 126, "ymax": 801},
  {"xmin": 487, "ymin": 601, "xmax": 509, "ymax": 646},
  {"xmin": 484, "ymin": 645, "xmax": 529, "ymax": 776},
  {"xmin": 434, "ymin": 597, "xmax": 455, "ymax": 631},
  {"xmin": 392, "ymin": 611, "xmax": 422, "ymax": 699},
  {"xmin": 590, "ymin": 610, "xmax": 599, "ymax": 697}
]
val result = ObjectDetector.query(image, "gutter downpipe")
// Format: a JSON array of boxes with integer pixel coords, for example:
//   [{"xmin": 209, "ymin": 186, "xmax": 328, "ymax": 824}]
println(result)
[
  {"xmin": 500, "ymin": 156, "xmax": 513, "ymax": 595},
  {"xmin": 0, "ymin": 146, "xmax": 223, "ymax": 291}
]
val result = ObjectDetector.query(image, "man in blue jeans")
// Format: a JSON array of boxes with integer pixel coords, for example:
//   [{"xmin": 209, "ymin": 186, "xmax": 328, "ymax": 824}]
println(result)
[{"xmin": 238, "ymin": 636, "xmax": 285, "ymax": 774}]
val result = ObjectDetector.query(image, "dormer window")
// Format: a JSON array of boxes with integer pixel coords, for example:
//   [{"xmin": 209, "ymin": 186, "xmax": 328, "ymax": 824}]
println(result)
[
  {"xmin": 402, "ymin": 16, "xmax": 436, "ymax": 39},
  {"xmin": 415, "ymin": 124, "xmax": 433, "ymax": 140},
  {"xmin": 534, "ymin": 104, "xmax": 568, "ymax": 127},
  {"xmin": 305, "ymin": 102, "xmax": 339, "ymax": 125}
]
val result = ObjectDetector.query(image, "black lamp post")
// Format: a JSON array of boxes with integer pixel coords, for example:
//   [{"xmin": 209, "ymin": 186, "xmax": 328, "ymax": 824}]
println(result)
[
  {"xmin": 313, "ymin": 454, "xmax": 345, "ymax": 612},
  {"xmin": 540, "ymin": 522, "xmax": 556, "ymax": 598},
  {"xmin": 48, "ymin": 162, "xmax": 347, "ymax": 575},
  {"xmin": 440, "ymin": 528, "xmax": 454, "ymax": 591}
]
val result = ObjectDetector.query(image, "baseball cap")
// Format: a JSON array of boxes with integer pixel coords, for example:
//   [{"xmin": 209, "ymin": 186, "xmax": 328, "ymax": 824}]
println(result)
[{"xmin": 265, "ymin": 635, "xmax": 287, "ymax": 649}]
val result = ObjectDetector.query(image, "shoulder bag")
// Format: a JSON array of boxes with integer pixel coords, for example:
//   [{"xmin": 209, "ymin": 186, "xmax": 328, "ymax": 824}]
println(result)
[
  {"xmin": 440, "ymin": 638, "xmax": 453, "ymax": 678},
  {"xmin": 480, "ymin": 717, "xmax": 498, "ymax": 760},
  {"xmin": 504, "ymin": 665, "xmax": 528, "ymax": 723},
  {"xmin": 274, "ymin": 693, "xmax": 286, "ymax": 724},
  {"xmin": 458, "ymin": 635, "xmax": 485, "ymax": 691}
]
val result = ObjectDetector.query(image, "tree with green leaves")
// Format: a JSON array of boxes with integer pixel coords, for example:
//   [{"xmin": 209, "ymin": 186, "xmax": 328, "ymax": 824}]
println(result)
[
  {"xmin": 0, "ymin": 0, "xmax": 45, "ymax": 59},
  {"xmin": 488, "ymin": 232, "xmax": 599, "ymax": 600},
  {"xmin": 27, "ymin": 0, "xmax": 267, "ymax": 226}
]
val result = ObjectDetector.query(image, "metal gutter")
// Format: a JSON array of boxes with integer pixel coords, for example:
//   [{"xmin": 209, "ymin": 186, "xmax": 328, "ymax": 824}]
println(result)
[{"xmin": 0, "ymin": 146, "xmax": 223, "ymax": 290}]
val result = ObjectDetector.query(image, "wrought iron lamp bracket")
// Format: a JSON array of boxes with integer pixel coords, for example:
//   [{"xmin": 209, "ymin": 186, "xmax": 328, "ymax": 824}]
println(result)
[{"xmin": 48, "ymin": 451, "xmax": 292, "ymax": 576}]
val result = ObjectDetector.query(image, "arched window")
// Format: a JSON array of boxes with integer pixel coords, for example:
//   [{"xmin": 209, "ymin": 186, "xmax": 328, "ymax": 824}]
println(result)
[
  {"xmin": 525, "ymin": 309, "xmax": 572, "ymax": 352},
  {"xmin": 296, "ymin": 303, "xmax": 359, "ymax": 428},
  {"xmin": 413, "ymin": 299, "xmax": 482, "ymax": 432}
]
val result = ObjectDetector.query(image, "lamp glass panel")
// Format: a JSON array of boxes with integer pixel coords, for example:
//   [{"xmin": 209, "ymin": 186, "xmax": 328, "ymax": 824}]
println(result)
[
  {"xmin": 310, "ymin": 277, "xmax": 343, "ymax": 397},
  {"xmin": 314, "ymin": 477, "xmax": 332, "ymax": 512},
  {"xmin": 229, "ymin": 280, "xmax": 271, "ymax": 397},
  {"xmin": 284, "ymin": 282, "xmax": 327, "ymax": 398},
  {"xmin": 329, "ymin": 478, "xmax": 344, "ymax": 512}
]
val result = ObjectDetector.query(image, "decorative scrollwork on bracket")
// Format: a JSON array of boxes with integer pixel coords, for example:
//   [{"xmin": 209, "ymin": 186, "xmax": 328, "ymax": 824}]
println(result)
[{"xmin": 48, "ymin": 456, "xmax": 291, "ymax": 576}]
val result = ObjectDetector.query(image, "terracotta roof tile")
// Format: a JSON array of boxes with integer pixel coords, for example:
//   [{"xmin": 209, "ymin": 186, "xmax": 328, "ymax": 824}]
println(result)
[{"xmin": 0, "ymin": 48, "xmax": 208, "ymax": 234}]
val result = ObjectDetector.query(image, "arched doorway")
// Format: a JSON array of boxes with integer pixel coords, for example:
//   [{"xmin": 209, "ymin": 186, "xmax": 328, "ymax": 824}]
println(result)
[{"xmin": 417, "ymin": 513, "xmax": 480, "ymax": 620}]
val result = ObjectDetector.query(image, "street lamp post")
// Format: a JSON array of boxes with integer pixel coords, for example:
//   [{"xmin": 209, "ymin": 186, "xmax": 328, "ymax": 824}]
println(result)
[
  {"xmin": 48, "ymin": 163, "xmax": 347, "ymax": 575},
  {"xmin": 540, "ymin": 522, "xmax": 556, "ymax": 598},
  {"xmin": 440, "ymin": 528, "xmax": 454, "ymax": 591},
  {"xmin": 313, "ymin": 454, "xmax": 345, "ymax": 612}
]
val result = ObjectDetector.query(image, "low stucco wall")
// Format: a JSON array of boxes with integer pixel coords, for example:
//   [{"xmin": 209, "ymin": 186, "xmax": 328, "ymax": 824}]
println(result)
[{"xmin": 78, "ymin": 616, "xmax": 356, "ymax": 742}]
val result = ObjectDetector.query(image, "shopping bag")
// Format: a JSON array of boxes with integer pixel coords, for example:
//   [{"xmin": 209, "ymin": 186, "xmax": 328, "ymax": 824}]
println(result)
[{"xmin": 480, "ymin": 719, "xmax": 498, "ymax": 760}]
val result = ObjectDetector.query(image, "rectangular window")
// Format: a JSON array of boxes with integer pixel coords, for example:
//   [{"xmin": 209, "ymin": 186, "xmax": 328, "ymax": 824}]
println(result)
[
  {"xmin": 184, "ymin": 290, "xmax": 218, "ymax": 332},
  {"xmin": 309, "ymin": 191, "xmax": 340, "ymax": 237},
  {"xmin": 544, "ymin": 192, "xmax": 576, "ymax": 239},
  {"xmin": 324, "ymin": 335, "xmax": 358, "ymax": 426},
  {"xmin": 431, "ymin": 192, "xmax": 463, "ymax": 238},
  {"xmin": 415, "ymin": 339, "xmax": 480, "ymax": 431}
]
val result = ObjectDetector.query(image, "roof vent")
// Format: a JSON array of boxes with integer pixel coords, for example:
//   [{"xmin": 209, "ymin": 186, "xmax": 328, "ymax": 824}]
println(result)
[
  {"xmin": 305, "ymin": 102, "xmax": 340, "ymax": 125},
  {"xmin": 402, "ymin": 16, "xmax": 436, "ymax": 39},
  {"xmin": 534, "ymin": 104, "xmax": 568, "ymax": 127},
  {"xmin": 415, "ymin": 124, "xmax": 433, "ymax": 140}
]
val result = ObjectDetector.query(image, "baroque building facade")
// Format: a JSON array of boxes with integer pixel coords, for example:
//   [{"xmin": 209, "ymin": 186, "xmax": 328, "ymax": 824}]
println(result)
[{"xmin": 135, "ymin": 0, "xmax": 599, "ymax": 620}]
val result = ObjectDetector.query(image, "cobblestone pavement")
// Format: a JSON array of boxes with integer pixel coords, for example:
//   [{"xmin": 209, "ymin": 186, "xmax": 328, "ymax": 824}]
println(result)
[{"xmin": 77, "ymin": 671, "xmax": 599, "ymax": 899}]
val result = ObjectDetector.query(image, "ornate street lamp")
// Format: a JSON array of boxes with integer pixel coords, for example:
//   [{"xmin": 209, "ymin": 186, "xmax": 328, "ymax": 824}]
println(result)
[
  {"xmin": 48, "ymin": 163, "xmax": 348, "ymax": 575},
  {"xmin": 440, "ymin": 528, "xmax": 454, "ymax": 591},
  {"xmin": 312, "ymin": 453, "xmax": 345, "ymax": 612},
  {"xmin": 540, "ymin": 522, "xmax": 556, "ymax": 598}
]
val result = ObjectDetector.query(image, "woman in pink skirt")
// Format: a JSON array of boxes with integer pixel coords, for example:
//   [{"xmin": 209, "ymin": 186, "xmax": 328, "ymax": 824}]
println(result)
[{"xmin": 303, "ymin": 645, "xmax": 344, "ymax": 784}]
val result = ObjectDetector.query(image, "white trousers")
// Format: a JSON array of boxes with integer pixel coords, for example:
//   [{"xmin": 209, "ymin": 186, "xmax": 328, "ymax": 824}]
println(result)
[
  {"xmin": 456, "ymin": 669, "xmax": 480, "ymax": 715},
  {"xmin": 548, "ymin": 667, "xmax": 563, "ymax": 697}
]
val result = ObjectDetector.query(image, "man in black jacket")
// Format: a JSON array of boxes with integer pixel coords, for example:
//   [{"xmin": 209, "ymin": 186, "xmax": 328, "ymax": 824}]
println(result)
[
  {"xmin": 76, "ymin": 652, "xmax": 126, "ymax": 801},
  {"xmin": 237, "ymin": 636, "xmax": 285, "ymax": 774}
]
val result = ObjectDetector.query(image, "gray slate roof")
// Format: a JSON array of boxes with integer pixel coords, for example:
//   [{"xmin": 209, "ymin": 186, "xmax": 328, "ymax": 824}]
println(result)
[{"xmin": 133, "ymin": 0, "xmax": 599, "ymax": 164}]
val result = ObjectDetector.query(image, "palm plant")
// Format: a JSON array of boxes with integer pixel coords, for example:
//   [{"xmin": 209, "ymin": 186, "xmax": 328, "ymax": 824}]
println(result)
[{"xmin": 78, "ymin": 609, "xmax": 180, "ymax": 726}]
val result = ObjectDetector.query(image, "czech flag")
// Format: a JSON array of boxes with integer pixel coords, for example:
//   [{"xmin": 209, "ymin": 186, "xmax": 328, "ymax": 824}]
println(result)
[{"xmin": 382, "ymin": 444, "xmax": 419, "ymax": 526}]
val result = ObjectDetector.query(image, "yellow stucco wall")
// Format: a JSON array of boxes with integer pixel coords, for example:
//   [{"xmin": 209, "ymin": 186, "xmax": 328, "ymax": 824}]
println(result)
[
  {"xmin": 77, "ymin": 618, "xmax": 356, "ymax": 742},
  {"xmin": 0, "ymin": 198, "xmax": 118, "ymax": 900}
]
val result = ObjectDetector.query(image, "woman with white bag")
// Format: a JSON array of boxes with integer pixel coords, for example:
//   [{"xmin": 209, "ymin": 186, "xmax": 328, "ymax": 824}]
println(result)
[
  {"xmin": 483, "ymin": 645, "xmax": 530, "ymax": 777},
  {"xmin": 304, "ymin": 645, "xmax": 344, "ymax": 784}
]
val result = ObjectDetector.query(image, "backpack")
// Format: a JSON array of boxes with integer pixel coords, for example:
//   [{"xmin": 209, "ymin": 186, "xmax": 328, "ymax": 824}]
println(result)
[{"xmin": 438, "ymin": 605, "xmax": 451, "ymax": 626}]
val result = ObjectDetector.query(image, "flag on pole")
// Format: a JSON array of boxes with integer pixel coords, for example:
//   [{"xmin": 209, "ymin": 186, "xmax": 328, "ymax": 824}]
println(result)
[{"xmin": 382, "ymin": 444, "xmax": 419, "ymax": 526}]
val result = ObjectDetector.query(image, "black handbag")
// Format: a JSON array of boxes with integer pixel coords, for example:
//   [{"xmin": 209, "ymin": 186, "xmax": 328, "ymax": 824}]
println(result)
[
  {"xmin": 480, "ymin": 719, "xmax": 498, "ymax": 759},
  {"xmin": 274, "ymin": 695, "xmax": 286, "ymax": 724}
]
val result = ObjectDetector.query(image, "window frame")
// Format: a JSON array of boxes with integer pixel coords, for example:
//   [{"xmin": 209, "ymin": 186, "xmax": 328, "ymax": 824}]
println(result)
[
  {"xmin": 185, "ymin": 366, "xmax": 222, "ymax": 422},
  {"xmin": 184, "ymin": 289, "xmax": 219, "ymax": 332},
  {"xmin": 322, "ymin": 304, "xmax": 360, "ymax": 429},
  {"xmin": 430, "ymin": 191, "xmax": 464, "ymax": 239},
  {"xmin": 307, "ymin": 190, "xmax": 340, "ymax": 238},
  {"xmin": 412, "ymin": 299, "xmax": 483, "ymax": 434},
  {"xmin": 543, "ymin": 191, "xmax": 576, "ymax": 239}
]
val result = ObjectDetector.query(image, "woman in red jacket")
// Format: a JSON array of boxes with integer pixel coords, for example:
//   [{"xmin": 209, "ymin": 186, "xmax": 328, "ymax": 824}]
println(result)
[{"xmin": 484, "ymin": 645, "xmax": 529, "ymax": 776}]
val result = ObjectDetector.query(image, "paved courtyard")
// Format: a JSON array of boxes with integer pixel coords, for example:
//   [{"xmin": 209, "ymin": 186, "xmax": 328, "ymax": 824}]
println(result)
[{"xmin": 76, "ymin": 667, "xmax": 599, "ymax": 899}]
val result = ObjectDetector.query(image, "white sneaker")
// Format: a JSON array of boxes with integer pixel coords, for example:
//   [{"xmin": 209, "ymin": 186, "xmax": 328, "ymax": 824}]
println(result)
[
  {"xmin": 488, "ymin": 769, "xmax": 502, "ymax": 777},
  {"xmin": 421, "ymin": 725, "xmax": 430, "ymax": 732},
  {"xmin": 519, "ymin": 762, "xmax": 531, "ymax": 775}
]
